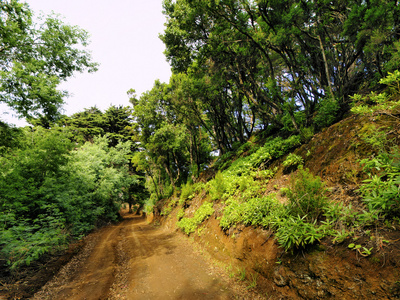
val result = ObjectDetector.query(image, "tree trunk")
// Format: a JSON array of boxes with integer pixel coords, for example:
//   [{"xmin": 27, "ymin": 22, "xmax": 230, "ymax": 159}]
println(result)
[{"xmin": 318, "ymin": 34, "xmax": 334, "ymax": 99}]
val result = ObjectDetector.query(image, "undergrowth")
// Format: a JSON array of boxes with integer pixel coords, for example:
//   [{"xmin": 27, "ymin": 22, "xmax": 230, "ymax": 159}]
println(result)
[
  {"xmin": 177, "ymin": 202, "xmax": 214, "ymax": 235},
  {"xmin": 171, "ymin": 72, "xmax": 400, "ymax": 253}
]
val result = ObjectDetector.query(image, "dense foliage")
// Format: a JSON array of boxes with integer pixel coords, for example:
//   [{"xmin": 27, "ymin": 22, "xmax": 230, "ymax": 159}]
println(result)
[
  {"xmin": 2, "ymin": 0, "xmax": 400, "ymax": 272},
  {"xmin": 128, "ymin": 0, "xmax": 400, "ymax": 207},
  {"xmin": 0, "ymin": 0, "xmax": 98, "ymax": 124},
  {"xmin": 160, "ymin": 0, "xmax": 400, "ymax": 145},
  {"xmin": 0, "ymin": 128, "xmax": 134, "ymax": 270},
  {"xmin": 170, "ymin": 72, "xmax": 400, "ymax": 253}
]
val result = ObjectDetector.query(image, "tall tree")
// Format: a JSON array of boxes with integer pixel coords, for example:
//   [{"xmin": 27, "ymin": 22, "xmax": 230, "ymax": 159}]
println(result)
[
  {"xmin": 0, "ymin": 0, "xmax": 98, "ymax": 123},
  {"xmin": 129, "ymin": 82, "xmax": 191, "ymax": 189},
  {"xmin": 103, "ymin": 105, "xmax": 133, "ymax": 147},
  {"xmin": 63, "ymin": 107, "xmax": 105, "ymax": 144},
  {"xmin": 161, "ymin": 0, "xmax": 400, "ymax": 133}
]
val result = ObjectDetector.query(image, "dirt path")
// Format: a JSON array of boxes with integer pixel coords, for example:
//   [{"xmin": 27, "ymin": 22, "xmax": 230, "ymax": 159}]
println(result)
[{"xmin": 33, "ymin": 210, "xmax": 235, "ymax": 300}]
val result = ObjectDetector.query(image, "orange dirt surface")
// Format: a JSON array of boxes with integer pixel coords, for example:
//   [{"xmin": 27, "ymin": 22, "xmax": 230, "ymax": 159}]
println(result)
[{"xmin": 29, "ymin": 208, "xmax": 240, "ymax": 300}]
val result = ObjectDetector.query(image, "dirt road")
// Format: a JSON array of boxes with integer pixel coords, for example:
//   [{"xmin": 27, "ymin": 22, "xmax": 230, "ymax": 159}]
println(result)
[{"xmin": 33, "ymin": 209, "xmax": 234, "ymax": 300}]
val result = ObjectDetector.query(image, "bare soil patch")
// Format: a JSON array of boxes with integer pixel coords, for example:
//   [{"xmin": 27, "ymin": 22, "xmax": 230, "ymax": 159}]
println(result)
[{"xmin": 24, "ymin": 208, "xmax": 250, "ymax": 300}]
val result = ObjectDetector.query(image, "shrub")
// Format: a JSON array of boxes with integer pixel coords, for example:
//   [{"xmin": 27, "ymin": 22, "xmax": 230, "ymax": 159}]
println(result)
[
  {"xmin": 241, "ymin": 196, "xmax": 281, "ymax": 226},
  {"xmin": 380, "ymin": 70, "xmax": 400, "ymax": 94},
  {"xmin": 236, "ymin": 141, "xmax": 252, "ymax": 156},
  {"xmin": 286, "ymin": 168, "xmax": 328, "ymax": 222},
  {"xmin": 177, "ymin": 202, "xmax": 214, "ymax": 235},
  {"xmin": 358, "ymin": 148, "xmax": 400, "ymax": 217},
  {"xmin": 314, "ymin": 97, "xmax": 340, "ymax": 129},
  {"xmin": 219, "ymin": 198, "xmax": 243, "ymax": 230},
  {"xmin": 280, "ymin": 187, "xmax": 290, "ymax": 197},
  {"xmin": 359, "ymin": 123, "xmax": 389, "ymax": 150},
  {"xmin": 162, "ymin": 183, "xmax": 174, "ymax": 199},
  {"xmin": 143, "ymin": 195, "xmax": 157, "ymax": 215},
  {"xmin": 299, "ymin": 127, "xmax": 315, "ymax": 143},
  {"xmin": 177, "ymin": 208, "xmax": 185, "ymax": 220},
  {"xmin": 0, "ymin": 206, "xmax": 67, "ymax": 270},
  {"xmin": 161, "ymin": 198, "xmax": 178, "ymax": 216},
  {"xmin": 351, "ymin": 71, "xmax": 400, "ymax": 116},
  {"xmin": 180, "ymin": 181, "xmax": 195, "ymax": 205},
  {"xmin": 283, "ymin": 153, "xmax": 303, "ymax": 169},
  {"xmin": 218, "ymin": 136, "xmax": 301, "ymax": 179},
  {"xmin": 263, "ymin": 135, "xmax": 302, "ymax": 161},
  {"xmin": 213, "ymin": 152, "xmax": 234, "ymax": 170},
  {"xmin": 219, "ymin": 195, "xmax": 282, "ymax": 230},
  {"xmin": 209, "ymin": 171, "xmax": 226, "ymax": 201},
  {"xmin": 275, "ymin": 216, "xmax": 330, "ymax": 251}
]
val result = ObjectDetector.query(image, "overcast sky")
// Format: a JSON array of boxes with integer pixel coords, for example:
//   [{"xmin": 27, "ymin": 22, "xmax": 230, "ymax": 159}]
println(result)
[{"xmin": 2, "ymin": 0, "xmax": 172, "ymax": 126}]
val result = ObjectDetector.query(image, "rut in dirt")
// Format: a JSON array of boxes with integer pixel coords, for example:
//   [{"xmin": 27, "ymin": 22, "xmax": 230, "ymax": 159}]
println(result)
[{"xmin": 33, "ymin": 211, "xmax": 233, "ymax": 300}]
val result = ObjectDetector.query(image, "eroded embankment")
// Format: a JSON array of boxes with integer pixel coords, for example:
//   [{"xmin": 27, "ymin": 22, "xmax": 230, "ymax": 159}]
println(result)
[
  {"xmin": 160, "ymin": 212, "xmax": 400, "ymax": 299},
  {"xmin": 156, "ymin": 114, "xmax": 400, "ymax": 299}
]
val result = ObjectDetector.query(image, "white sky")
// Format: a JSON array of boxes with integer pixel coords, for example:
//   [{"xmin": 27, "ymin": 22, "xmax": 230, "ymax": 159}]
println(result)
[{"xmin": 1, "ymin": 0, "xmax": 172, "ymax": 126}]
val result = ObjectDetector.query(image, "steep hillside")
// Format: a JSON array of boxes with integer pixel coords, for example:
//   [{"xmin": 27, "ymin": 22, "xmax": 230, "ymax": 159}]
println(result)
[{"xmin": 155, "ymin": 112, "xmax": 400, "ymax": 299}]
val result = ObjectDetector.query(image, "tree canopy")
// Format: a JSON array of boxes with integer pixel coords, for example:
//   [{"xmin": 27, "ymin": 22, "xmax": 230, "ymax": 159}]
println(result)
[
  {"xmin": 161, "ymin": 0, "xmax": 400, "ymax": 135},
  {"xmin": 0, "ymin": 0, "xmax": 98, "ymax": 124},
  {"xmin": 2, "ymin": 0, "xmax": 400, "ymax": 274}
]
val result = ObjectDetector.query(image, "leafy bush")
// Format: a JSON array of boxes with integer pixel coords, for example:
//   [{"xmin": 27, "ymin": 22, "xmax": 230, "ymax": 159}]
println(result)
[
  {"xmin": 162, "ymin": 183, "xmax": 174, "ymax": 199},
  {"xmin": 0, "ymin": 133, "xmax": 134, "ymax": 269},
  {"xmin": 209, "ymin": 171, "xmax": 226, "ymax": 201},
  {"xmin": 180, "ymin": 181, "xmax": 195, "ymax": 205},
  {"xmin": 275, "ymin": 216, "xmax": 331, "ymax": 251},
  {"xmin": 358, "ymin": 148, "xmax": 400, "ymax": 217},
  {"xmin": 283, "ymin": 153, "xmax": 303, "ymax": 168},
  {"xmin": 220, "ymin": 135, "xmax": 301, "ymax": 178},
  {"xmin": 177, "ymin": 202, "xmax": 214, "ymax": 235},
  {"xmin": 280, "ymin": 187, "xmax": 290, "ymax": 197},
  {"xmin": 380, "ymin": 70, "xmax": 400, "ymax": 94},
  {"xmin": 280, "ymin": 110, "xmax": 306, "ymax": 133},
  {"xmin": 213, "ymin": 152, "xmax": 234, "ymax": 170},
  {"xmin": 0, "ymin": 205, "xmax": 67, "ymax": 270},
  {"xmin": 236, "ymin": 141, "xmax": 252, "ymax": 156},
  {"xmin": 219, "ymin": 198, "xmax": 244, "ymax": 230},
  {"xmin": 314, "ymin": 97, "xmax": 340, "ymax": 129},
  {"xmin": 242, "ymin": 196, "xmax": 281, "ymax": 226},
  {"xmin": 286, "ymin": 168, "xmax": 328, "ymax": 222},
  {"xmin": 220, "ymin": 195, "xmax": 282, "ymax": 230},
  {"xmin": 299, "ymin": 127, "xmax": 315, "ymax": 143},
  {"xmin": 143, "ymin": 195, "xmax": 157, "ymax": 215},
  {"xmin": 260, "ymin": 135, "xmax": 302, "ymax": 165},
  {"xmin": 358, "ymin": 123, "xmax": 390, "ymax": 151},
  {"xmin": 351, "ymin": 71, "xmax": 400, "ymax": 116}
]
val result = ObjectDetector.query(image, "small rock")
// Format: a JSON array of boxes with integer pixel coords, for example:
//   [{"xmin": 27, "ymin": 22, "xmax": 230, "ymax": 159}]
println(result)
[{"xmin": 274, "ymin": 267, "xmax": 288, "ymax": 287}]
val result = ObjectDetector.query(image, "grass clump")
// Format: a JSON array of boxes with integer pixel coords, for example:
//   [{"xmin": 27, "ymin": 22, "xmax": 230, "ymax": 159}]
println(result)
[
  {"xmin": 219, "ymin": 168, "xmax": 333, "ymax": 251},
  {"xmin": 179, "ymin": 181, "xmax": 195, "ymax": 205},
  {"xmin": 161, "ymin": 198, "xmax": 178, "ymax": 216},
  {"xmin": 274, "ymin": 216, "xmax": 331, "ymax": 252},
  {"xmin": 220, "ymin": 195, "xmax": 281, "ymax": 230},
  {"xmin": 177, "ymin": 202, "xmax": 214, "ymax": 235},
  {"xmin": 358, "ymin": 148, "xmax": 400, "ymax": 218},
  {"xmin": 209, "ymin": 171, "xmax": 226, "ymax": 201},
  {"xmin": 249, "ymin": 135, "xmax": 302, "ymax": 169},
  {"xmin": 286, "ymin": 167, "xmax": 328, "ymax": 222},
  {"xmin": 283, "ymin": 153, "xmax": 303, "ymax": 168}
]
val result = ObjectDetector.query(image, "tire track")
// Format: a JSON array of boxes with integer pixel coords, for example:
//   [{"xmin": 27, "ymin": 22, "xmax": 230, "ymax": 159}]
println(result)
[{"xmin": 34, "ymin": 211, "xmax": 233, "ymax": 300}]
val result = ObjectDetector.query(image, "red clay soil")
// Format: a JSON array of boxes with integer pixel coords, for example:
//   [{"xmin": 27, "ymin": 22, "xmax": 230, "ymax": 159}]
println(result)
[
  {"xmin": 16, "ymin": 208, "xmax": 256, "ymax": 300},
  {"xmin": 2, "ymin": 114, "xmax": 400, "ymax": 300},
  {"xmin": 157, "ymin": 113, "xmax": 400, "ymax": 299}
]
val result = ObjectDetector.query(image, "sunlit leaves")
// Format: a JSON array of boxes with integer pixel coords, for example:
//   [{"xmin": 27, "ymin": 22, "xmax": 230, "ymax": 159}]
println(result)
[
  {"xmin": 0, "ymin": 1, "xmax": 98, "ymax": 122},
  {"xmin": 0, "ymin": 130, "xmax": 134, "ymax": 269}
]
